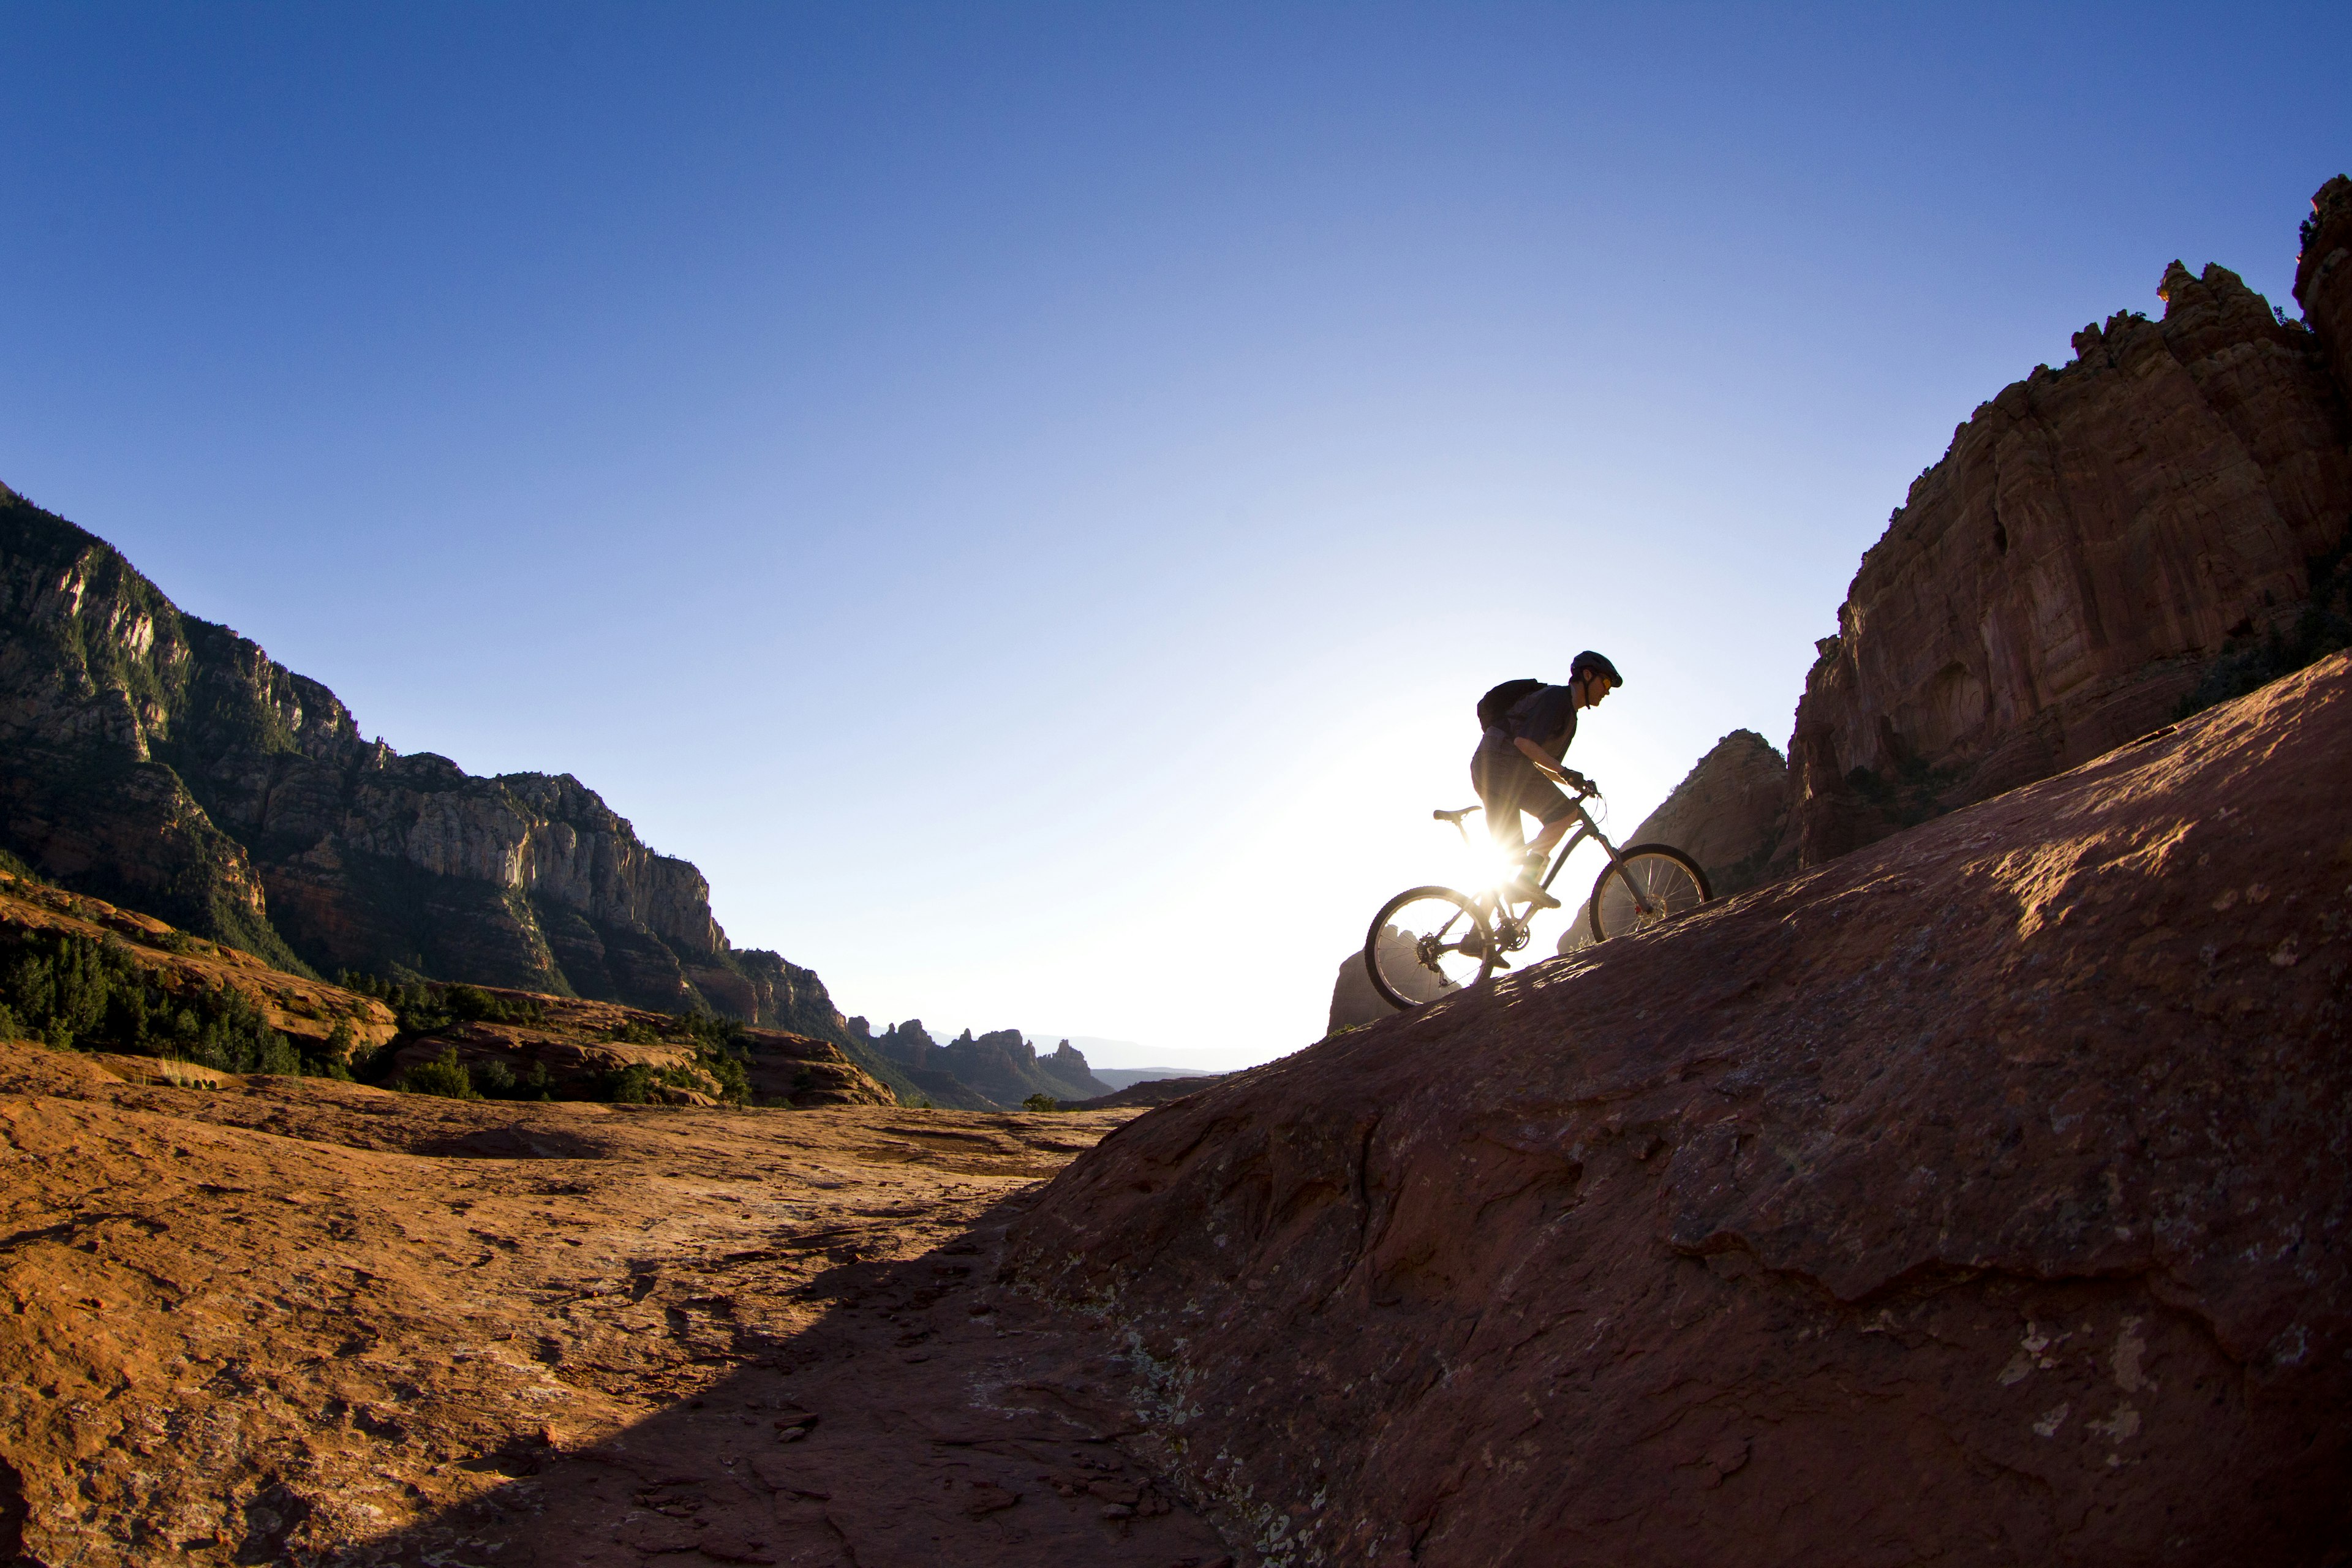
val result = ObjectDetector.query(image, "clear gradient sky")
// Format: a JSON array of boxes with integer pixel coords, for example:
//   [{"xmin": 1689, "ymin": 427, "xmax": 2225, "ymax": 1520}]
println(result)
[{"xmin": 2, "ymin": 4, "xmax": 2345, "ymax": 1068}]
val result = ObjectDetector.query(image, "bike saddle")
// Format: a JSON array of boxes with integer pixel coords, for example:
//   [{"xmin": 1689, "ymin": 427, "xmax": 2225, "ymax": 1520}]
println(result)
[{"xmin": 1433, "ymin": 805, "xmax": 1479, "ymax": 825}]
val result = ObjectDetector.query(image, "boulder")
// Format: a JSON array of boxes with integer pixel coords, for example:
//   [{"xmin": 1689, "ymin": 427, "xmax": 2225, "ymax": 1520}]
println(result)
[{"xmin": 1010, "ymin": 652, "xmax": 2352, "ymax": 1566}]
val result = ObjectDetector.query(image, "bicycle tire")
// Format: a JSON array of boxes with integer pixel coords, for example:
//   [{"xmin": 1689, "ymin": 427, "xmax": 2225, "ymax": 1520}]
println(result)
[
  {"xmin": 1587, "ymin": 845, "xmax": 1711, "ymax": 944},
  {"xmin": 1365, "ymin": 885, "xmax": 1497, "ymax": 1011}
]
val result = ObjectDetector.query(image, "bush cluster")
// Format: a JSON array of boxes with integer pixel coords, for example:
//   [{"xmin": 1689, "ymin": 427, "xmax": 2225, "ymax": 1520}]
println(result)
[
  {"xmin": 394, "ymin": 1045, "xmax": 556, "ymax": 1101},
  {"xmin": 337, "ymin": 973, "xmax": 548, "ymax": 1034},
  {"xmin": 0, "ymin": 929, "xmax": 338, "ymax": 1076}
]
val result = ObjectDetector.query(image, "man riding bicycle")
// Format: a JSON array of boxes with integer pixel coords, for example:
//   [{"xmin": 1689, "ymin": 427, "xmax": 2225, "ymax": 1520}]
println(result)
[{"xmin": 1471, "ymin": 651, "xmax": 1623, "ymax": 910}]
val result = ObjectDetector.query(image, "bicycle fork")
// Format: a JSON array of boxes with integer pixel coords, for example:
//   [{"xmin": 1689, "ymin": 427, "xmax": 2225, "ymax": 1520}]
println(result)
[{"xmin": 1569, "ymin": 804, "xmax": 1659, "ymax": 919}]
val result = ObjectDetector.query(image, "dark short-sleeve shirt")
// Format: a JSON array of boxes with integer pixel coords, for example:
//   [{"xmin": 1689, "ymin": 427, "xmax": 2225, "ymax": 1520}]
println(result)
[{"xmin": 1502, "ymin": 684, "xmax": 1579, "ymax": 761}]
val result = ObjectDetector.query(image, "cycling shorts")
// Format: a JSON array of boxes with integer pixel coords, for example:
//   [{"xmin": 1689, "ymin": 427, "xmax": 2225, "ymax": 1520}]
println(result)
[{"xmin": 1471, "ymin": 739, "xmax": 1574, "ymax": 834}]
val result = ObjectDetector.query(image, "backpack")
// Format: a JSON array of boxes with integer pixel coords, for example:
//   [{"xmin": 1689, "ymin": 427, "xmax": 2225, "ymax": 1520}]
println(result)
[{"xmin": 1476, "ymin": 677, "xmax": 1545, "ymax": 732}]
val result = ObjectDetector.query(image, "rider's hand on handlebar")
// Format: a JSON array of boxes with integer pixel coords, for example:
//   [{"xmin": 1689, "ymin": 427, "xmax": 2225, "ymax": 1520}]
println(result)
[{"xmin": 1559, "ymin": 768, "xmax": 1593, "ymax": 795}]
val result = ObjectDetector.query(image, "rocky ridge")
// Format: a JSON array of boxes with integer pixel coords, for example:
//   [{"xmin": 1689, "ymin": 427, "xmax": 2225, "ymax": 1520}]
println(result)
[
  {"xmin": 1018, "ymin": 650, "xmax": 2352, "ymax": 1566},
  {"xmin": 0, "ymin": 488, "xmax": 1121, "ymax": 1109},
  {"xmin": 0, "ymin": 861, "xmax": 891, "ymax": 1109},
  {"xmin": 0, "ymin": 489, "xmax": 859, "ymax": 1036},
  {"xmin": 850, "ymin": 1019, "xmax": 1113, "ymax": 1110}
]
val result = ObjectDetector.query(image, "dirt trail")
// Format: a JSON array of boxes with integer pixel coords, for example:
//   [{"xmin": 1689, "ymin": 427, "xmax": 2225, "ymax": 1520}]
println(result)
[{"xmin": 0, "ymin": 1046, "xmax": 1231, "ymax": 1566}]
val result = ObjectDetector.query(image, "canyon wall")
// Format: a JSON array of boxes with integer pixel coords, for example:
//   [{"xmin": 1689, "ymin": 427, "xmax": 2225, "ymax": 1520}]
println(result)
[
  {"xmin": 0, "ymin": 488, "xmax": 853, "ymax": 1036},
  {"xmin": 1789, "ymin": 177, "xmax": 2352, "ymax": 864}
]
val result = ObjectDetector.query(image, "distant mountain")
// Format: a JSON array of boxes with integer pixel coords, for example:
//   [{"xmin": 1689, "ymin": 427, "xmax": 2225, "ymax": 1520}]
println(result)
[
  {"xmin": 846, "ymin": 1019, "xmax": 1110, "ymax": 1110},
  {"xmin": 0, "ymin": 484, "xmax": 902, "ymax": 1099}
]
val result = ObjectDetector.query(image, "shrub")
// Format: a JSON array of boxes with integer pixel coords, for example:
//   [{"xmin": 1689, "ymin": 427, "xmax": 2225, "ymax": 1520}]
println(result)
[
  {"xmin": 337, "ymin": 972, "xmax": 548, "ymax": 1033},
  {"xmin": 1022, "ymin": 1093, "xmax": 1060, "ymax": 1112},
  {"xmin": 396, "ymin": 1046, "xmax": 481, "ymax": 1100}
]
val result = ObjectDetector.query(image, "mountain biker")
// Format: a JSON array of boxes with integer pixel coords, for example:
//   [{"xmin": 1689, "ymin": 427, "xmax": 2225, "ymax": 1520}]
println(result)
[{"xmin": 1472, "ymin": 651, "xmax": 1623, "ymax": 910}]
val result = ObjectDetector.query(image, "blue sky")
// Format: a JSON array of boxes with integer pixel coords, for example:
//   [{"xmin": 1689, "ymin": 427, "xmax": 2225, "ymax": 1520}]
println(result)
[{"xmin": 3, "ymin": 3, "xmax": 2345, "ymax": 1066}]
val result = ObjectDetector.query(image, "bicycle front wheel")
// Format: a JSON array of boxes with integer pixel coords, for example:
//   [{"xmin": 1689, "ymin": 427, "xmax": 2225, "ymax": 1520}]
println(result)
[
  {"xmin": 1365, "ymin": 886, "xmax": 1496, "ymax": 1011},
  {"xmin": 1588, "ymin": 846, "xmax": 1711, "ymax": 944}
]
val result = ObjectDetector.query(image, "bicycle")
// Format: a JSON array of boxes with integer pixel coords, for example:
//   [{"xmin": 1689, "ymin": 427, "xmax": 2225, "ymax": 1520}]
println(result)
[{"xmin": 1361, "ymin": 775, "xmax": 1713, "ymax": 1011}]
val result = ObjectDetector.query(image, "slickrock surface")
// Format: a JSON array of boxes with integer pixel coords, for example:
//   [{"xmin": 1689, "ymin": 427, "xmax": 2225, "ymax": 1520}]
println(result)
[
  {"xmin": 1012, "ymin": 652, "xmax": 2352, "ymax": 1566},
  {"xmin": 0, "ymin": 1057, "xmax": 1232, "ymax": 1566},
  {"xmin": 1790, "ymin": 182, "xmax": 2351, "ymax": 866}
]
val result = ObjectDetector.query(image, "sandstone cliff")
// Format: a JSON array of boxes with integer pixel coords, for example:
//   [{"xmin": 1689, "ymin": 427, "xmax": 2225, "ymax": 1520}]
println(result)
[
  {"xmin": 1017, "ymin": 651, "xmax": 2352, "ymax": 1565},
  {"xmin": 0, "ymin": 489, "xmax": 884, "ymax": 1065},
  {"xmin": 1789, "ymin": 179, "xmax": 2352, "ymax": 865}
]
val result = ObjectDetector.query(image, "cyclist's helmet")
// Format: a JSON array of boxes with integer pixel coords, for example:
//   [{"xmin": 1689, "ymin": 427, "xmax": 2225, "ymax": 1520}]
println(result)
[{"xmin": 1570, "ymin": 650, "xmax": 1624, "ymax": 688}]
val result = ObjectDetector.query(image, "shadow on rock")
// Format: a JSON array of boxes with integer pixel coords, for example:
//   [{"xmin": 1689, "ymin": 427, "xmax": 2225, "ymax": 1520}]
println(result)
[{"xmin": 347, "ymin": 1194, "xmax": 1233, "ymax": 1568}]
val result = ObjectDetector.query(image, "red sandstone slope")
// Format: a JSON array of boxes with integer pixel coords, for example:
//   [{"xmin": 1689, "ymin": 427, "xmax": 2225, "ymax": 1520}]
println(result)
[{"xmin": 1010, "ymin": 652, "xmax": 2352, "ymax": 1567}]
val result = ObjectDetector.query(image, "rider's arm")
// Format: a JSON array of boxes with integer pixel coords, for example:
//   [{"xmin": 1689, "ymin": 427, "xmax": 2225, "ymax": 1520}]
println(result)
[{"xmin": 1513, "ymin": 737, "xmax": 1579, "ymax": 786}]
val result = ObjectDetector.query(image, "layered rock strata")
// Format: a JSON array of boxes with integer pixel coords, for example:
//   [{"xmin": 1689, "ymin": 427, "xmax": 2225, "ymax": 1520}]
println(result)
[
  {"xmin": 0, "ymin": 489, "xmax": 872, "ymax": 1052},
  {"xmin": 1790, "ymin": 179, "xmax": 2352, "ymax": 865},
  {"xmin": 1017, "ymin": 653, "xmax": 2352, "ymax": 1566}
]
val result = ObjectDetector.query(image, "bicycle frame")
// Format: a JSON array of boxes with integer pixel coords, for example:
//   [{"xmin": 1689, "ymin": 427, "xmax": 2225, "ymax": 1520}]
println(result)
[{"xmin": 1439, "ymin": 788, "xmax": 1660, "ymax": 922}]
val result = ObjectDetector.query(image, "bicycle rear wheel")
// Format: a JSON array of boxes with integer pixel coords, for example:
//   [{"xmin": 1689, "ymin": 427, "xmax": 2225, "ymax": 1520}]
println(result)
[
  {"xmin": 1588, "ymin": 846, "xmax": 1711, "ymax": 944},
  {"xmin": 1365, "ymin": 886, "xmax": 1497, "ymax": 1011}
]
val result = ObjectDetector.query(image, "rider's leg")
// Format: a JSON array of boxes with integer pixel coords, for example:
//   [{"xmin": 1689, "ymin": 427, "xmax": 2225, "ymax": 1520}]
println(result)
[
  {"xmin": 1526, "ymin": 812, "xmax": 1572, "ymax": 862},
  {"xmin": 1471, "ymin": 742, "xmax": 1528, "ymax": 855}
]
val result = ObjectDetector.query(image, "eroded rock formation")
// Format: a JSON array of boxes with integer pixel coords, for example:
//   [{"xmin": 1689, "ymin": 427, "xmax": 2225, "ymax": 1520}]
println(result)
[
  {"xmin": 852, "ymin": 1018, "xmax": 1112, "ymax": 1109},
  {"xmin": 1790, "ymin": 179, "xmax": 2352, "ymax": 865},
  {"xmin": 1017, "ymin": 653, "xmax": 2352, "ymax": 1564}
]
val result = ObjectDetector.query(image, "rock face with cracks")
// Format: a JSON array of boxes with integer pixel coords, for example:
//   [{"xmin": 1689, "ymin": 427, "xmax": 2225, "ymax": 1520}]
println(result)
[{"xmin": 1011, "ymin": 653, "xmax": 2352, "ymax": 1566}]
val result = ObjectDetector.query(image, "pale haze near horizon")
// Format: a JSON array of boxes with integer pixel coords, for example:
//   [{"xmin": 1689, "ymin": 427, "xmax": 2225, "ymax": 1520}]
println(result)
[{"xmin": 1, "ymin": 4, "xmax": 2345, "ymax": 1071}]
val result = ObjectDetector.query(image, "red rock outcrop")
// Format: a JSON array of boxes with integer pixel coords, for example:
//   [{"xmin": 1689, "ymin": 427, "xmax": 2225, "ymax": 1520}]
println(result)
[
  {"xmin": 1327, "ymin": 923, "xmax": 1452, "ymax": 1032},
  {"xmin": 1790, "ymin": 181, "xmax": 2352, "ymax": 867},
  {"xmin": 1011, "ymin": 652, "xmax": 2352, "ymax": 1566},
  {"xmin": 2296, "ymin": 174, "xmax": 2352, "ymax": 398}
]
